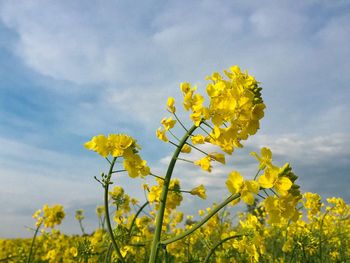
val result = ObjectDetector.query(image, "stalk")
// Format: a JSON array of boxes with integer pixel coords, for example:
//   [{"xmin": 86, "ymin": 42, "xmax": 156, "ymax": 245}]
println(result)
[
  {"xmin": 203, "ymin": 235, "xmax": 243, "ymax": 263},
  {"xmin": 148, "ymin": 124, "xmax": 197, "ymax": 262},
  {"xmin": 104, "ymin": 157, "xmax": 125, "ymax": 263},
  {"xmin": 160, "ymin": 193, "xmax": 240, "ymax": 246},
  {"xmin": 128, "ymin": 201, "xmax": 149, "ymax": 236},
  {"xmin": 27, "ymin": 221, "xmax": 42, "ymax": 263}
]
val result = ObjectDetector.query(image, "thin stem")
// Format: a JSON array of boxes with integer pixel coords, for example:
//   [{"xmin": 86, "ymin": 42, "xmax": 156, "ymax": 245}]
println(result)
[
  {"xmin": 169, "ymin": 141, "xmax": 179, "ymax": 148},
  {"xmin": 319, "ymin": 210, "xmax": 330, "ymax": 262},
  {"xmin": 202, "ymin": 121, "xmax": 214, "ymax": 130},
  {"xmin": 199, "ymin": 126, "xmax": 214, "ymax": 139},
  {"xmin": 104, "ymin": 157, "xmax": 125, "ymax": 263},
  {"xmin": 185, "ymin": 142, "xmax": 208, "ymax": 156},
  {"xmin": 176, "ymin": 157, "xmax": 194, "ymax": 164},
  {"xmin": 263, "ymin": 188, "xmax": 270, "ymax": 197},
  {"xmin": 149, "ymin": 173, "xmax": 165, "ymax": 180},
  {"xmin": 160, "ymin": 194, "xmax": 240, "ymax": 246},
  {"xmin": 112, "ymin": 169, "xmax": 126, "ymax": 174},
  {"xmin": 128, "ymin": 201, "xmax": 149, "ymax": 236},
  {"xmin": 173, "ymin": 112, "xmax": 188, "ymax": 132},
  {"xmin": 27, "ymin": 221, "xmax": 42, "ymax": 263},
  {"xmin": 204, "ymin": 235, "xmax": 243, "ymax": 263},
  {"xmin": 253, "ymin": 169, "xmax": 261, "ymax": 180},
  {"xmin": 78, "ymin": 219, "xmax": 86, "ymax": 235},
  {"xmin": 105, "ymin": 158, "xmax": 112, "ymax": 165},
  {"xmin": 168, "ymin": 189, "xmax": 191, "ymax": 193},
  {"xmin": 168, "ymin": 129, "xmax": 180, "ymax": 142},
  {"xmin": 148, "ymin": 124, "xmax": 198, "ymax": 263},
  {"xmin": 257, "ymin": 193, "xmax": 266, "ymax": 199},
  {"xmin": 270, "ymin": 188, "xmax": 279, "ymax": 197},
  {"xmin": 104, "ymin": 243, "xmax": 113, "ymax": 263}
]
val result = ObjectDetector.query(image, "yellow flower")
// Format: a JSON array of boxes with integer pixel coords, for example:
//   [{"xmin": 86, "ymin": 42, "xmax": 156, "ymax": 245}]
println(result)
[
  {"xmin": 156, "ymin": 128, "xmax": 168, "ymax": 142},
  {"xmin": 181, "ymin": 144, "xmax": 192, "ymax": 153},
  {"xmin": 161, "ymin": 117, "xmax": 176, "ymax": 130},
  {"xmin": 42, "ymin": 204, "xmax": 65, "ymax": 228},
  {"xmin": 167, "ymin": 97, "xmax": 176, "ymax": 113},
  {"xmin": 109, "ymin": 186, "xmax": 124, "ymax": 200},
  {"xmin": 85, "ymin": 135, "xmax": 110, "ymax": 157},
  {"xmin": 190, "ymin": 185, "xmax": 207, "ymax": 199},
  {"xmin": 251, "ymin": 147, "xmax": 272, "ymax": 170},
  {"xmin": 149, "ymin": 179, "xmax": 183, "ymax": 210},
  {"xmin": 194, "ymin": 156, "xmax": 212, "ymax": 172},
  {"xmin": 180, "ymin": 82, "xmax": 191, "ymax": 94},
  {"xmin": 123, "ymin": 153, "xmax": 150, "ymax": 178},
  {"xmin": 258, "ymin": 166, "xmax": 292, "ymax": 196},
  {"xmin": 208, "ymin": 152, "xmax": 226, "ymax": 164},
  {"xmin": 191, "ymin": 134, "xmax": 205, "ymax": 144},
  {"xmin": 96, "ymin": 205, "xmax": 105, "ymax": 217},
  {"xmin": 70, "ymin": 247, "xmax": 78, "ymax": 257},
  {"xmin": 226, "ymin": 171, "xmax": 259, "ymax": 205},
  {"xmin": 108, "ymin": 134, "xmax": 134, "ymax": 157},
  {"xmin": 75, "ymin": 209, "xmax": 85, "ymax": 221},
  {"xmin": 85, "ymin": 134, "xmax": 135, "ymax": 157}
]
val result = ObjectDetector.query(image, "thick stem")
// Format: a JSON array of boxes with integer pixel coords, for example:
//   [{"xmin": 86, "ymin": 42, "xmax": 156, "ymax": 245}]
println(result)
[
  {"xmin": 148, "ymin": 124, "xmax": 198, "ymax": 263},
  {"xmin": 204, "ymin": 235, "xmax": 243, "ymax": 263},
  {"xmin": 104, "ymin": 157, "xmax": 125, "ymax": 263},
  {"xmin": 160, "ymin": 194, "xmax": 240, "ymax": 246},
  {"xmin": 27, "ymin": 222, "xmax": 42, "ymax": 263}
]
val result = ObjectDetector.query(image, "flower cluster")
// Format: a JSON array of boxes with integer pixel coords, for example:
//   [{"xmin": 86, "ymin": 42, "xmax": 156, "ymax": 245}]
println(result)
[
  {"xmin": 148, "ymin": 179, "xmax": 183, "ymax": 210},
  {"xmin": 33, "ymin": 204, "xmax": 65, "ymax": 228},
  {"xmin": 85, "ymin": 134, "xmax": 150, "ymax": 178},
  {"xmin": 156, "ymin": 66, "xmax": 266, "ymax": 179}
]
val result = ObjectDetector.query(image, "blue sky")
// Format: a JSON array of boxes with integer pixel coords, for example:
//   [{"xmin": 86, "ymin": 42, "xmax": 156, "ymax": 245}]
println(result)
[{"xmin": 0, "ymin": 0, "xmax": 349, "ymax": 237}]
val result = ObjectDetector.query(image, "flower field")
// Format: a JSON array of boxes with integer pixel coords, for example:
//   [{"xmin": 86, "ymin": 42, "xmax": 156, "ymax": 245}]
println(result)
[{"xmin": 1, "ymin": 66, "xmax": 349, "ymax": 263}]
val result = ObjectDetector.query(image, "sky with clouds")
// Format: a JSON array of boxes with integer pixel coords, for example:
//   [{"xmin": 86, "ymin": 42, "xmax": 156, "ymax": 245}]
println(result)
[{"xmin": 0, "ymin": 0, "xmax": 349, "ymax": 238}]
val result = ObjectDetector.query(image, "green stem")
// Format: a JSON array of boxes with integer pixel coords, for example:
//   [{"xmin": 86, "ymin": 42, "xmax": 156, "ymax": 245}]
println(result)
[
  {"xmin": 168, "ymin": 129, "xmax": 180, "ymax": 142},
  {"xmin": 27, "ymin": 221, "xmax": 42, "ymax": 263},
  {"xmin": 173, "ymin": 112, "xmax": 188, "ymax": 132},
  {"xmin": 176, "ymin": 157, "xmax": 194, "ymax": 163},
  {"xmin": 185, "ymin": 142, "xmax": 209, "ymax": 156},
  {"xmin": 128, "ymin": 201, "xmax": 149, "ymax": 236},
  {"xmin": 203, "ymin": 235, "xmax": 243, "ymax": 263},
  {"xmin": 160, "ymin": 193, "xmax": 240, "ymax": 246},
  {"xmin": 148, "ymin": 124, "xmax": 198, "ymax": 263},
  {"xmin": 104, "ymin": 243, "xmax": 113, "ymax": 263},
  {"xmin": 253, "ymin": 169, "xmax": 261, "ymax": 180},
  {"xmin": 199, "ymin": 126, "xmax": 215, "ymax": 140},
  {"xmin": 149, "ymin": 173, "xmax": 165, "ymax": 180},
  {"xmin": 79, "ymin": 219, "xmax": 86, "ymax": 235},
  {"xmin": 319, "ymin": 210, "xmax": 329, "ymax": 262},
  {"xmin": 104, "ymin": 157, "xmax": 126, "ymax": 263},
  {"xmin": 169, "ymin": 141, "xmax": 180, "ymax": 148}
]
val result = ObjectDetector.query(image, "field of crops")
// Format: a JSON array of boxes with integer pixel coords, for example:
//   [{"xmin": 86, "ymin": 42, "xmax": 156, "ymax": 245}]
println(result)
[{"xmin": 1, "ymin": 66, "xmax": 349, "ymax": 263}]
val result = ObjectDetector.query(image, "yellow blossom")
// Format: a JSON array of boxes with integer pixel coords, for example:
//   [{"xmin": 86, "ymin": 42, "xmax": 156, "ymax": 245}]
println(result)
[
  {"xmin": 181, "ymin": 144, "xmax": 192, "ymax": 153},
  {"xmin": 156, "ymin": 128, "xmax": 168, "ymax": 142},
  {"xmin": 258, "ymin": 165, "xmax": 292, "ymax": 196},
  {"xmin": 167, "ymin": 97, "xmax": 176, "ymax": 113},
  {"xmin": 191, "ymin": 134, "xmax": 206, "ymax": 144},
  {"xmin": 161, "ymin": 117, "xmax": 176, "ymax": 130},
  {"xmin": 209, "ymin": 152, "xmax": 226, "ymax": 164},
  {"xmin": 251, "ymin": 147, "xmax": 272, "ymax": 170},
  {"xmin": 226, "ymin": 171, "xmax": 259, "ymax": 205},
  {"xmin": 194, "ymin": 156, "xmax": 212, "ymax": 172},
  {"xmin": 190, "ymin": 185, "xmax": 207, "ymax": 199}
]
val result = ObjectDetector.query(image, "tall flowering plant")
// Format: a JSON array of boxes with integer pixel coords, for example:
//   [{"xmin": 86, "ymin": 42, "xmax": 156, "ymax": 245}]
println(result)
[{"xmin": 85, "ymin": 66, "xmax": 302, "ymax": 262}]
